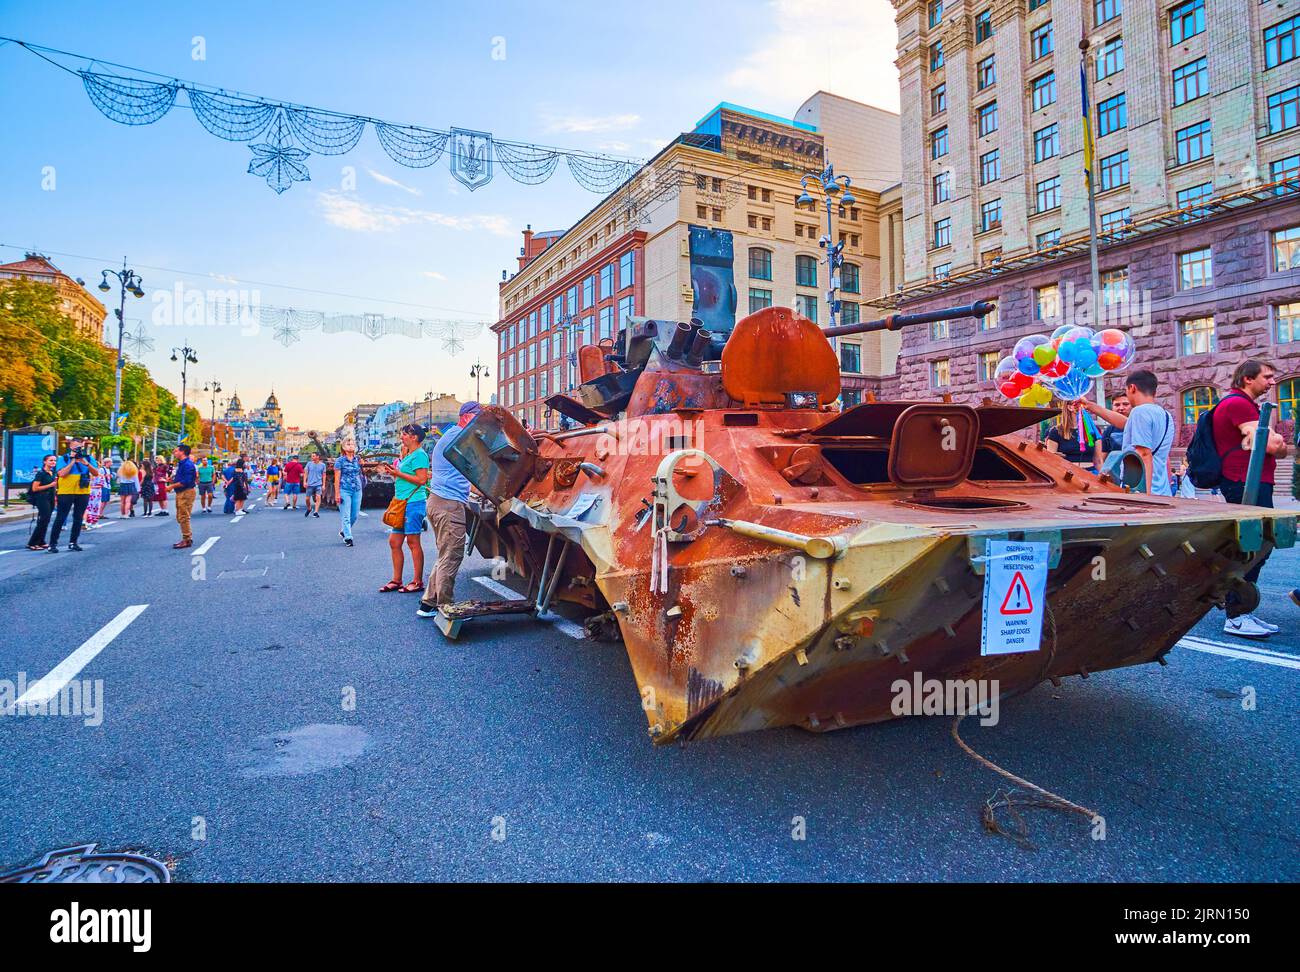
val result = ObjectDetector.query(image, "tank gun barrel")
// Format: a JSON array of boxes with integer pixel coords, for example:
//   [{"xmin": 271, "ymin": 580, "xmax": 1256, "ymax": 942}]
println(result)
[{"xmin": 821, "ymin": 300, "xmax": 996, "ymax": 338}]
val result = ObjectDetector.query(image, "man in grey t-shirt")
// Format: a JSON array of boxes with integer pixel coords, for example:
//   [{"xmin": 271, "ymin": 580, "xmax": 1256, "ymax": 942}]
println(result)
[
  {"xmin": 304, "ymin": 453, "xmax": 327, "ymax": 519},
  {"xmin": 1083, "ymin": 369, "xmax": 1173, "ymax": 495}
]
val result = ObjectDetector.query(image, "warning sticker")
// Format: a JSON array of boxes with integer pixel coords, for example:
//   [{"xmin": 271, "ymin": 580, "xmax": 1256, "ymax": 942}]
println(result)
[{"xmin": 980, "ymin": 539, "xmax": 1049, "ymax": 656}]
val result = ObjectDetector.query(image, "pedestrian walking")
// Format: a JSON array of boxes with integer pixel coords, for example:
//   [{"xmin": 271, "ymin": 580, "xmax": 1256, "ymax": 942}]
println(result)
[
  {"xmin": 266, "ymin": 458, "xmax": 281, "ymax": 505},
  {"xmin": 1082, "ymin": 370, "xmax": 1173, "ymax": 496},
  {"xmin": 168, "ymin": 444, "xmax": 197, "ymax": 549},
  {"xmin": 140, "ymin": 460, "xmax": 156, "ymax": 517},
  {"xmin": 98, "ymin": 457, "xmax": 114, "ymax": 517},
  {"xmin": 304, "ymin": 452, "xmax": 326, "ymax": 518},
  {"xmin": 231, "ymin": 458, "xmax": 250, "ymax": 513},
  {"xmin": 378, "ymin": 423, "xmax": 430, "ymax": 594},
  {"xmin": 334, "ymin": 438, "xmax": 364, "ymax": 546},
  {"xmin": 48, "ymin": 435, "xmax": 98, "ymax": 552},
  {"xmin": 118, "ymin": 456, "xmax": 139, "ymax": 517},
  {"xmin": 417, "ymin": 402, "xmax": 480, "ymax": 618},
  {"xmin": 197, "ymin": 457, "xmax": 216, "ymax": 512},
  {"xmin": 282, "ymin": 455, "xmax": 304, "ymax": 509},
  {"xmin": 25, "ymin": 454, "xmax": 58, "ymax": 550},
  {"xmin": 1212, "ymin": 358, "xmax": 1290, "ymax": 639},
  {"xmin": 152, "ymin": 456, "xmax": 170, "ymax": 516}
]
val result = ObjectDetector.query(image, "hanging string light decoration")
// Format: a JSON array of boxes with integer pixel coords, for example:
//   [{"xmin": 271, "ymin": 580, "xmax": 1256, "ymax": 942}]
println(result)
[
  {"xmin": 123, "ymin": 325, "xmax": 155, "ymax": 358},
  {"xmin": 438, "ymin": 322, "xmax": 466, "ymax": 356},
  {"xmin": 7, "ymin": 38, "xmax": 642, "ymax": 195},
  {"xmin": 202, "ymin": 297, "xmax": 486, "ymax": 350}
]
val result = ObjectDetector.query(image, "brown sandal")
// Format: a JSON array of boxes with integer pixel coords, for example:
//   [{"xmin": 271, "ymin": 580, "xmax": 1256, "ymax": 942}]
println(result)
[
  {"xmin": 379, "ymin": 581, "xmax": 402, "ymax": 593},
  {"xmin": 399, "ymin": 581, "xmax": 424, "ymax": 593}
]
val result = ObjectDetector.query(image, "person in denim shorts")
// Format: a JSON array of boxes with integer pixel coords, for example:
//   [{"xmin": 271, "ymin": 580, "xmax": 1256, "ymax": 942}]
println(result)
[{"xmin": 378, "ymin": 424, "xmax": 430, "ymax": 594}]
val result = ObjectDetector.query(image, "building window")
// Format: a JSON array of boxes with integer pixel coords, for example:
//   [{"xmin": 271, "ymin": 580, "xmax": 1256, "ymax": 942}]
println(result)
[
  {"xmin": 841, "ymin": 301, "xmax": 860, "ymax": 326},
  {"xmin": 932, "ymin": 126, "xmax": 949, "ymax": 159},
  {"xmin": 981, "ymin": 198, "xmax": 1002, "ymax": 232},
  {"xmin": 1101, "ymin": 267, "xmax": 1129, "ymax": 306},
  {"xmin": 1176, "ymin": 120, "xmax": 1212, "ymax": 164},
  {"xmin": 930, "ymin": 320, "xmax": 949, "ymax": 340},
  {"xmin": 1031, "ymin": 21, "xmax": 1054, "ymax": 61},
  {"xmin": 796, "ymin": 254, "xmax": 818, "ymax": 287},
  {"xmin": 1095, "ymin": 0, "xmax": 1121, "ymax": 27},
  {"xmin": 1028, "ymin": 0, "xmax": 1049, "ymax": 9},
  {"xmin": 1181, "ymin": 386, "xmax": 1219, "ymax": 426},
  {"xmin": 599, "ymin": 305, "xmax": 614, "ymax": 339},
  {"xmin": 1277, "ymin": 302, "xmax": 1300, "ymax": 343},
  {"xmin": 930, "ymin": 40, "xmax": 944, "ymax": 71},
  {"xmin": 1178, "ymin": 247, "xmax": 1213, "ymax": 289},
  {"xmin": 600, "ymin": 262, "xmax": 614, "ymax": 297},
  {"xmin": 1169, "ymin": 0, "xmax": 1205, "ymax": 46},
  {"xmin": 978, "ymin": 101, "xmax": 999, "ymax": 136},
  {"xmin": 934, "ymin": 217, "xmax": 952, "ymax": 248},
  {"xmin": 933, "ymin": 170, "xmax": 952, "ymax": 202},
  {"xmin": 979, "ymin": 303, "xmax": 999, "ymax": 329},
  {"xmin": 975, "ymin": 9, "xmax": 993, "ymax": 43},
  {"xmin": 931, "ymin": 82, "xmax": 947, "ymax": 116},
  {"xmin": 1176, "ymin": 181, "xmax": 1213, "ymax": 216},
  {"xmin": 1271, "ymin": 154, "xmax": 1300, "ymax": 194},
  {"xmin": 1278, "ymin": 377, "xmax": 1299, "ymax": 422},
  {"xmin": 1273, "ymin": 226, "xmax": 1300, "ymax": 271},
  {"xmin": 840, "ymin": 342, "xmax": 862, "ymax": 373},
  {"xmin": 1035, "ymin": 283, "xmax": 1060, "ymax": 320},
  {"xmin": 747, "ymin": 185, "xmax": 757, "ymax": 200},
  {"xmin": 1034, "ymin": 123, "xmax": 1059, "ymax": 162},
  {"xmin": 747, "ymin": 214, "xmax": 758, "ymax": 229},
  {"xmin": 1100, "ymin": 207, "xmax": 1131, "ymax": 233},
  {"xmin": 761, "ymin": 216, "xmax": 772, "ymax": 231},
  {"xmin": 841, "ymin": 262, "xmax": 860, "ymax": 294},
  {"xmin": 1172, "ymin": 57, "xmax": 1208, "ymax": 106},
  {"xmin": 748, "ymin": 287, "xmax": 773, "ymax": 314},
  {"xmin": 1179, "ymin": 316, "xmax": 1215, "ymax": 356},
  {"xmin": 796, "ymin": 294, "xmax": 818, "ymax": 322},
  {"xmin": 566, "ymin": 285, "xmax": 578, "ymax": 315},
  {"xmin": 1097, "ymin": 93, "xmax": 1127, "ymax": 136},
  {"xmin": 1035, "ymin": 176, "xmax": 1061, "ymax": 213},
  {"xmin": 978, "ymin": 350, "xmax": 1000, "ymax": 381},
  {"xmin": 977, "ymin": 55, "xmax": 996, "ymax": 90},
  {"xmin": 1265, "ymin": 15, "xmax": 1300, "ymax": 69},
  {"xmin": 620, "ymin": 252, "xmax": 635, "ymax": 290},
  {"xmin": 749, "ymin": 247, "xmax": 773, "ymax": 280},
  {"xmin": 931, "ymin": 359, "xmax": 951, "ymax": 388},
  {"xmin": 1032, "ymin": 72, "xmax": 1057, "ymax": 110},
  {"xmin": 980, "ymin": 149, "xmax": 1001, "ymax": 185},
  {"xmin": 541, "ymin": 302, "xmax": 551, "ymax": 329},
  {"xmin": 582, "ymin": 275, "xmax": 595, "ymax": 308},
  {"xmin": 1097, "ymin": 36, "xmax": 1124, "ymax": 79},
  {"xmin": 1036, "ymin": 228, "xmax": 1062, "ymax": 250},
  {"xmin": 1268, "ymin": 85, "xmax": 1300, "ymax": 134},
  {"xmin": 711, "ymin": 207, "xmax": 722, "ymax": 222},
  {"xmin": 618, "ymin": 294, "xmax": 635, "ymax": 326},
  {"xmin": 934, "ymin": 262, "xmax": 952, "ymax": 279},
  {"xmin": 928, "ymin": 0, "xmax": 943, "ymax": 28},
  {"xmin": 697, "ymin": 204, "xmax": 707, "ymax": 220},
  {"xmin": 1099, "ymin": 149, "xmax": 1129, "ymax": 190}
]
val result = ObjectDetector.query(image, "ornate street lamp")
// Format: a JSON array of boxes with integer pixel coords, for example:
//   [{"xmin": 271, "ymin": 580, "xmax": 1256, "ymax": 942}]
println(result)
[
  {"xmin": 797, "ymin": 161, "xmax": 857, "ymax": 330},
  {"xmin": 170, "ymin": 345, "xmax": 199, "ymax": 440},
  {"xmin": 98, "ymin": 262, "xmax": 145, "ymax": 440},
  {"xmin": 469, "ymin": 358, "xmax": 490, "ymax": 402},
  {"xmin": 204, "ymin": 380, "xmax": 222, "ymax": 451}
]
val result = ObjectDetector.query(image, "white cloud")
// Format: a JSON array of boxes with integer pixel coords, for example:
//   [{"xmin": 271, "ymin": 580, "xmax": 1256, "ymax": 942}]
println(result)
[
  {"xmin": 542, "ymin": 111, "xmax": 642, "ymax": 135},
  {"xmin": 721, "ymin": 0, "xmax": 900, "ymax": 113},
  {"xmin": 366, "ymin": 168, "xmax": 423, "ymax": 196},
  {"xmin": 208, "ymin": 272, "xmax": 239, "ymax": 285},
  {"xmin": 421, "ymin": 270, "xmax": 447, "ymax": 281},
  {"xmin": 317, "ymin": 191, "xmax": 512, "ymax": 236}
]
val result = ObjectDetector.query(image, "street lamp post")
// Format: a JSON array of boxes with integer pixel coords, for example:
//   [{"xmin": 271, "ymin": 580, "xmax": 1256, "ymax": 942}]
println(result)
[
  {"xmin": 171, "ymin": 345, "xmax": 199, "ymax": 441},
  {"xmin": 204, "ymin": 380, "xmax": 222, "ymax": 451},
  {"xmin": 469, "ymin": 358, "xmax": 489, "ymax": 403},
  {"xmin": 97, "ymin": 261, "xmax": 145, "ymax": 440},
  {"xmin": 797, "ymin": 162, "xmax": 857, "ymax": 330}
]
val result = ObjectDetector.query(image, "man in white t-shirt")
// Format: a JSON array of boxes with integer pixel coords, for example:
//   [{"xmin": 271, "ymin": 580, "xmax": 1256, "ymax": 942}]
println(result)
[{"xmin": 1083, "ymin": 369, "xmax": 1173, "ymax": 495}]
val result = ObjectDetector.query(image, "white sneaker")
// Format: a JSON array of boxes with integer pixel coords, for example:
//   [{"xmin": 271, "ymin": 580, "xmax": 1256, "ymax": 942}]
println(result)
[
  {"xmin": 1246, "ymin": 614, "xmax": 1279, "ymax": 633},
  {"xmin": 1224, "ymin": 616, "xmax": 1272, "ymax": 639}
]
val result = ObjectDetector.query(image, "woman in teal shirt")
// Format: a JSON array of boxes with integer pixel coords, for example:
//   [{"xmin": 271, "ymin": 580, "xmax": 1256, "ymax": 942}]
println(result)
[{"xmin": 378, "ymin": 424, "xmax": 430, "ymax": 593}]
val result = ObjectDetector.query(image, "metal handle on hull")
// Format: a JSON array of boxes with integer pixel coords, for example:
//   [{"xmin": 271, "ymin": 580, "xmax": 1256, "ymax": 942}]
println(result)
[{"xmin": 708, "ymin": 517, "xmax": 847, "ymax": 559}]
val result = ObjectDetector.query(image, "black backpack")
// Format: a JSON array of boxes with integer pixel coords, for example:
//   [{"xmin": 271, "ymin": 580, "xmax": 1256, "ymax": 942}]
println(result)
[{"xmin": 1185, "ymin": 391, "xmax": 1247, "ymax": 489}]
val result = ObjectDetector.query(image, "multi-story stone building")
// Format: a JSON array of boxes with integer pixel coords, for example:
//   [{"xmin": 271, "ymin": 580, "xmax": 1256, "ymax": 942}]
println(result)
[
  {"xmin": 0, "ymin": 252, "xmax": 107, "ymax": 341},
  {"xmin": 493, "ymin": 96, "xmax": 901, "ymax": 428},
  {"xmin": 882, "ymin": 0, "xmax": 1300, "ymax": 457}
]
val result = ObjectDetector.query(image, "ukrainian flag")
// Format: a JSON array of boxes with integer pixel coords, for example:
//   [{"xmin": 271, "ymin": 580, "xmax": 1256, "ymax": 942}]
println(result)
[{"xmin": 1080, "ymin": 61, "xmax": 1094, "ymax": 189}]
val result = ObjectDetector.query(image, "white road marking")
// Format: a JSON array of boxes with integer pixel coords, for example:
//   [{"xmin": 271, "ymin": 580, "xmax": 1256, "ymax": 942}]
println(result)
[
  {"xmin": 0, "ymin": 550, "xmax": 14, "ymax": 556},
  {"xmin": 1181, "ymin": 635, "xmax": 1299, "ymax": 661},
  {"xmin": 229, "ymin": 513, "xmax": 245, "ymax": 524},
  {"xmin": 472, "ymin": 574, "xmax": 585, "ymax": 639},
  {"xmin": 12, "ymin": 604, "xmax": 149, "ymax": 707},
  {"xmin": 192, "ymin": 536, "xmax": 221, "ymax": 557},
  {"xmin": 1177, "ymin": 638, "xmax": 1300, "ymax": 671}
]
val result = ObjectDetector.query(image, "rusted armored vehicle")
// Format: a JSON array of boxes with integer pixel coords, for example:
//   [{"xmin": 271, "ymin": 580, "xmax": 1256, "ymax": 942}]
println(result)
[{"xmin": 446, "ymin": 305, "xmax": 1296, "ymax": 744}]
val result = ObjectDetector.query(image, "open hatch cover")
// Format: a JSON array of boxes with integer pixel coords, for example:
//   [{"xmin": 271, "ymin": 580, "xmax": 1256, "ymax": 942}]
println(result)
[{"xmin": 807, "ymin": 402, "xmax": 1058, "ymax": 439}]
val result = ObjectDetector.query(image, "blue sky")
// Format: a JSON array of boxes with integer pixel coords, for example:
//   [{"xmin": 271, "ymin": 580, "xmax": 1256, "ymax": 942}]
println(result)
[{"xmin": 0, "ymin": 0, "xmax": 900, "ymax": 429}]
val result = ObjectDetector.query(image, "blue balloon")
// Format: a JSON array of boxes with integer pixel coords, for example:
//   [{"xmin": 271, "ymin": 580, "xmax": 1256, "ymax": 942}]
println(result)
[
  {"xmin": 1084, "ymin": 361, "xmax": 1107, "ymax": 378},
  {"xmin": 1049, "ymin": 367, "xmax": 1094, "ymax": 401},
  {"xmin": 1018, "ymin": 357, "xmax": 1040, "ymax": 376}
]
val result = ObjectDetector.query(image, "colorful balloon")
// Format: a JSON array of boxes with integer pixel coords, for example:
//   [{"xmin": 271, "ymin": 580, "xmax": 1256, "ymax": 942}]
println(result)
[{"xmin": 1047, "ymin": 367, "xmax": 1094, "ymax": 402}]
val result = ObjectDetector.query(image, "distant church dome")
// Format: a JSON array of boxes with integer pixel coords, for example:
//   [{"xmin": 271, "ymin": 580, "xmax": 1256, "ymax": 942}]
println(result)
[
  {"xmin": 228, "ymin": 392, "xmax": 242, "ymax": 409},
  {"xmin": 265, "ymin": 391, "xmax": 280, "ymax": 409}
]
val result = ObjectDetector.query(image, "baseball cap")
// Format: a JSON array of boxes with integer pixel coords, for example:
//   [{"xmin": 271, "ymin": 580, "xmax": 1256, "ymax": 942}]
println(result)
[{"xmin": 459, "ymin": 401, "xmax": 482, "ymax": 418}]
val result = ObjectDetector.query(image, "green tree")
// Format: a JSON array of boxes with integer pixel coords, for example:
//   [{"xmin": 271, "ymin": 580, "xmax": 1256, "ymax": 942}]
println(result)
[{"xmin": 0, "ymin": 279, "xmax": 63, "ymax": 426}]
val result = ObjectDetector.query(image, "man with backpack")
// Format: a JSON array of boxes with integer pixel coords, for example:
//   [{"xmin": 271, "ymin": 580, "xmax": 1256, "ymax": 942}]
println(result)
[{"xmin": 1209, "ymin": 359, "xmax": 1289, "ymax": 639}]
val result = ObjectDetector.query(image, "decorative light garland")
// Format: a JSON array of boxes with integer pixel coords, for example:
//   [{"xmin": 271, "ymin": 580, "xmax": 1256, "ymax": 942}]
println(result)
[
  {"xmin": 6, "ymin": 38, "xmax": 641, "ymax": 194},
  {"xmin": 205, "ymin": 298, "xmax": 487, "ymax": 349}
]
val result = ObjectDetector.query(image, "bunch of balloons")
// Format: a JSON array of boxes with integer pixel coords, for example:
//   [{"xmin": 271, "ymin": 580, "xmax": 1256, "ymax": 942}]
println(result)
[{"xmin": 994, "ymin": 324, "xmax": 1136, "ymax": 407}]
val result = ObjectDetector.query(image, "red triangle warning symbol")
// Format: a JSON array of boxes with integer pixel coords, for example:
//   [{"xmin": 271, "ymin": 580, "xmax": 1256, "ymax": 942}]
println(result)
[{"xmin": 1000, "ymin": 571, "xmax": 1034, "ymax": 615}]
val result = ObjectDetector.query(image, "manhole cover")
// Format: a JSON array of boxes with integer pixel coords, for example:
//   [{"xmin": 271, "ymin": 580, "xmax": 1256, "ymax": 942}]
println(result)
[{"xmin": 0, "ymin": 844, "xmax": 171, "ymax": 883}]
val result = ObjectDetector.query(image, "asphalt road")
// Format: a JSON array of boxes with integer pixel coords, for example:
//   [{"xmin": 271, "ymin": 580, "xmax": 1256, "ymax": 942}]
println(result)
[{"xmin": 0, "ymin": 489, "xmax": 1296, "ymax": 882}]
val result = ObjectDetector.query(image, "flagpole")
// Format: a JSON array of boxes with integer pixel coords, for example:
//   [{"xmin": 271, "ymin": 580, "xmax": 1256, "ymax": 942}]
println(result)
[{"xmin": 1079, "ymin": 36, "xmax": 1106, "ymax": 408}]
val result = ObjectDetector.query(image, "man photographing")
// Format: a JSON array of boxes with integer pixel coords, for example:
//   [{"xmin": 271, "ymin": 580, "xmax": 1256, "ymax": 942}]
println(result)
[
  {"xmin": 47, "ymin": 435, "xmax": 99, "ymax": 552},
  {"xmin": 168, "ymin": 444, "xmax": 198, "ymax": 549}
]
